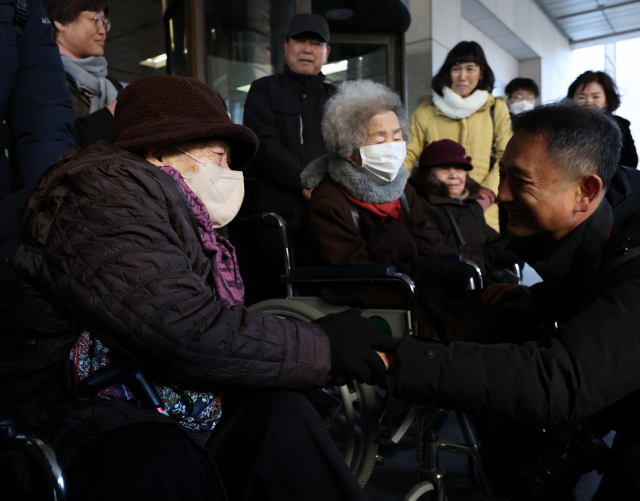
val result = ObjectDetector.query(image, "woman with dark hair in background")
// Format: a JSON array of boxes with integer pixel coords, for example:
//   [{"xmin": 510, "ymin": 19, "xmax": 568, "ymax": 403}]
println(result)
[
  {"xmin": 404, "ymin": 41, "xmax": 511, "ymax": 232},
  {"xmin": 568, "ymin": 70, "xmax": 638, "ymax": 168},
  {"xmin": 43, "ymin": 0, "xmax": 122, "ymax": 148}
]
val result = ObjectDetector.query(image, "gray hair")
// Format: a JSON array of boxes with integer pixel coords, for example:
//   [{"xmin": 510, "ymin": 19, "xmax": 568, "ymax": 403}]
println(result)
[
  {"xmin": 322, "ymin": 79, "xmax": 407, "ymax": 158},
  {"xmin": 512, "ymin": 100, "xmax": 622, "ymax": 189}
]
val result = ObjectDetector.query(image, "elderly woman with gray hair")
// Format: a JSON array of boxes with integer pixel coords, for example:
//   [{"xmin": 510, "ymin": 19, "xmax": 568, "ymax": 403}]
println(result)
[{"xmin": 301, "ymin": 80, "xmax": 473, "ymax": 319}]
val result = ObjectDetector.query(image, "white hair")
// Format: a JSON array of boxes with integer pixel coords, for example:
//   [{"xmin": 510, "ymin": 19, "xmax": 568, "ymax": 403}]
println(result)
[{"xmin": 322, "ymin": 79, "xmax": 407, "ymax": 158}]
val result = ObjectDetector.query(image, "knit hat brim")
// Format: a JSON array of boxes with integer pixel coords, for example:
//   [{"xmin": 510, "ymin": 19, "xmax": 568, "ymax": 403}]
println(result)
[{"xmin": 116, "ymin": 122, "xmax": 258, "ymax": 168}]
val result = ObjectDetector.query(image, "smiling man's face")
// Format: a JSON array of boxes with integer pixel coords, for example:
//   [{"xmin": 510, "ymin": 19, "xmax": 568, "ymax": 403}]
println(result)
[
  {"xmin": 498, "ymin": 133, "xmax": 586, "ymax": 246},
  {"xmin": 284, "ymin": 34, "xmax": 330, "ymax": 76}
]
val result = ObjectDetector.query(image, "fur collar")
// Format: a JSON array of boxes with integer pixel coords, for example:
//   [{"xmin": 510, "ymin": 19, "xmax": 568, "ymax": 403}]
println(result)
[
  {"xmin": 301, "ymin": 153, "xmax": 408, "ymax": 204},
  {"xmin": 432, "ymin": 86, "xmax": 490, "ymax": 119}
]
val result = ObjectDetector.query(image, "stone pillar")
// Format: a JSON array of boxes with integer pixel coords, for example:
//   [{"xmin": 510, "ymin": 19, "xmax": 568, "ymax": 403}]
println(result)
[
  {"xmin": 405, "ymin": 0, "xmax": 433, "ymax": 116},
  {"xmin": 519, "ymin": 57, "xmax": 542, "ymax": 104}
]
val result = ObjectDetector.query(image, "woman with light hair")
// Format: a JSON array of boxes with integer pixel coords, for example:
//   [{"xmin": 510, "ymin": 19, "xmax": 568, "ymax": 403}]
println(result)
[{"xmin": 301, "ymin": 79, "xmax": 473, "ymax": 318}]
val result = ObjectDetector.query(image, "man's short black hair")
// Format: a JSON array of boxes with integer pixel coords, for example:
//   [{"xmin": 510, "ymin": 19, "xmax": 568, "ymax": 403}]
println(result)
[
  {"xmin": 431, "ymin": 41, "xmax": 495, "ymax": 96},
  {"xmin": 567, "ymin": 71, "xmax": 621, "ymax": 112},
  {"xmin": 43, "ymin": 0, "xmax": 109, "ymax": 34},
  {"xmin": 505, "ymin": 78, "xmax": 539, "ymax": 99},
  {"xmin": 512, "ymin": 101, "xmax": 622, "ymax": 189}
]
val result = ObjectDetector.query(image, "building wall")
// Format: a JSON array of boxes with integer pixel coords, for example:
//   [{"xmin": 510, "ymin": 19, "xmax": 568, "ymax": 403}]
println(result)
[
  {"xmin": 405, "ymin": 0, "xmax": 574, "ymax": 115},
  {"xmin": 477, "ymin": 0, "xmax": 573, "ymax": 102}
]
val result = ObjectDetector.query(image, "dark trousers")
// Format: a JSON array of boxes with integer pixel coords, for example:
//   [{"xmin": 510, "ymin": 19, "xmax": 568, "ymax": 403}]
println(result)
[{"xmin": 66, "ymin": 390, "xmax": 367, "ymax": 501}]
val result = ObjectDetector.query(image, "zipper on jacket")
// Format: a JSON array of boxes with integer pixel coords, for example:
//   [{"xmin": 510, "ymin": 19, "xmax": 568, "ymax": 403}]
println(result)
[{"xmin": 299, "ymin": 114, "xmax": 304, "ymax": 145}]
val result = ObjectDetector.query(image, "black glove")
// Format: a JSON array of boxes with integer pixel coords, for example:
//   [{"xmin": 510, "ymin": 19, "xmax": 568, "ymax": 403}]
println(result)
[{"xmin": 313, "ymin": 307, "xmax": 398, "ymax": 387}]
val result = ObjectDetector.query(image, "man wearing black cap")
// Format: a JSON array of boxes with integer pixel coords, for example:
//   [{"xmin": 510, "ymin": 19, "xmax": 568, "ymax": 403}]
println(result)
[{"xmin": 239, "ymin": 13, "xmax": 336, "ymax": 303}]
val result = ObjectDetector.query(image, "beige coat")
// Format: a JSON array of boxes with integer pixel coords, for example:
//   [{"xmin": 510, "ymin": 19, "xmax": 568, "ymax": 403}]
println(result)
[{"xmin": 404, "ymin": 93, "xmax": 512, "ymax": 230}]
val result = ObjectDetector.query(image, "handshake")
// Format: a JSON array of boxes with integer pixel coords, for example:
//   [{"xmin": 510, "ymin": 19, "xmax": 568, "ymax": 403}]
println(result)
[{"xmin": 313, "ymin": 308, "xmax": 399, "ymax": 387}]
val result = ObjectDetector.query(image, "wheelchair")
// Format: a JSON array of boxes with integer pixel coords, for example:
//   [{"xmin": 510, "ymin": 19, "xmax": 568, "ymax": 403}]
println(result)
[
  {"xmin": 238, "ymin": 212, "xmax": 507, "ymax": 498},
  {"xmin": 0, "ymin": 406, "xmax": 67, "ymax": 501}
]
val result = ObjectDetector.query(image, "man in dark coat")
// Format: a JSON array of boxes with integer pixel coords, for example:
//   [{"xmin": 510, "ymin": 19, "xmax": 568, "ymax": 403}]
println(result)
[
  {"xmin": 236, "ymin": 13, "xmax": 336, "ymax": 303},
  {"xmin": 244, "ymin": 13, "xmax": 335, "ymax": 226},
  {"xmin": 378, "ymin": 102, "xmax": 640, "ymax": 499},
  {"xmin": 0, "ymin": 0, "xmax": 74, "ymax": 257}
]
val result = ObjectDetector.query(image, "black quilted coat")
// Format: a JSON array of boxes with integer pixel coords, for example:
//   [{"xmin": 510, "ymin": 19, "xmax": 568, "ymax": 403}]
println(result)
[{"xmin": 2, "ymin": 142, "xmax": 330, "ymax": 465}]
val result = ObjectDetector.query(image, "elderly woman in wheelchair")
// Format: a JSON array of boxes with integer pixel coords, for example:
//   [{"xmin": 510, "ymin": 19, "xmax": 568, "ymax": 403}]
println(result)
[
  {"xmin": 0, "ymin": 75, "xmax": 395, "ymax": 501},
  {"xmin": 408, "ymin": 139, "xmax": 522, "ymax": 284},
  {"xmin": 300, "ymin": 80, "xmax": 489, "ymax": 341}
]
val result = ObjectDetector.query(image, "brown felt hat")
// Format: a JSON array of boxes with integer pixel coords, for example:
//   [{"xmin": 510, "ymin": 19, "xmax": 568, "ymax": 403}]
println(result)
[{"xmin": 115, "ymin": 75, "xmax": 259, "ymax": 168}]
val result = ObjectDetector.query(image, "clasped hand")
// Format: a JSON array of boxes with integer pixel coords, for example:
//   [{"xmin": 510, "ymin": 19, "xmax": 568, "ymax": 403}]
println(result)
[{"xmin": 313, "ymin": 308, "xmax": 398, "ymax": 387}]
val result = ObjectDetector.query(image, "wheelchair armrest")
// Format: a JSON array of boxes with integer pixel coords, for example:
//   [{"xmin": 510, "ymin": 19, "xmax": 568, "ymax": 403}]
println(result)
[{"xmin": 288, "ymin": 265, "xmax": 397, "ymax": 279}]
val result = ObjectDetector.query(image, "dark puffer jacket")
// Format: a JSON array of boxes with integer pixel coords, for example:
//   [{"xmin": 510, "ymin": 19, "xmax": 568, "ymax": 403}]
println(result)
[{"xmin": 3, "ymin": 141, "xmax": 330, "ymax": 464}]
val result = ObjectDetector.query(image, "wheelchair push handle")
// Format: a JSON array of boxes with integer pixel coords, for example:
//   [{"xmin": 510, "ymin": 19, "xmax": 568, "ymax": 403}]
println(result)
[{"xmin": 78, "ymin": 360, "xmax": 166, "ymax": 414}]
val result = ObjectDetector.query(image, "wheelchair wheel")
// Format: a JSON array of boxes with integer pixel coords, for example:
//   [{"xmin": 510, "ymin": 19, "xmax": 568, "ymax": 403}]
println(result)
[
  {"xmin": 248, "ymin": 299, "xmax": 380, "ymax": 487},
  {"xmin": 404, "ymin": 480, "xmax": 435, "ymax": 501}
]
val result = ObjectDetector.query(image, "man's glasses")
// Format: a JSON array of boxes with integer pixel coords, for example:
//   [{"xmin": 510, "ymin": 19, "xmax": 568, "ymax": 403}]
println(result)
[{"xmin": 84, "ymin": 11, "xmax": 111, "ymax": 32}]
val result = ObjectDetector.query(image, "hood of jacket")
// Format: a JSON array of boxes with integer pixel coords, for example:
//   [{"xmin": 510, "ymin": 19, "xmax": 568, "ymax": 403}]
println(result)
[
  {"xmin": 432, "ymin": 86, "xmax": 491, "ymax": 120},
  {"xmin": 301, "ymin": 153, "xmax": 408, "ymax": 204}
]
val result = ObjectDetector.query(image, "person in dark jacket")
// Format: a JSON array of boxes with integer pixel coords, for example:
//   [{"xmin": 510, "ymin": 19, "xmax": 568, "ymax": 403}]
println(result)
[
  {"xmin": 0, "ymin": 0, "xmax": 75, "ymax": 258},
  {"xmin": 376, "ymin": 102, "xmax": 640, "ymax": 499},
  {"xmin": 236, "ymin": 13, "xmax": 336, "ymax": 303},
  {"xmin": 43, "ymin": 0, "xmax": 122, "ymax": 148},
  {"xmin": 568, "ymin": 70, "xmax": 637, "ymax": 168},
  {"xmin": 1, "ymin": 75, "xmax": 391, "ymax": 501},
  {"xmin": 300, "ymin": 80, "xmax": 476, "ymax": 333},
  {"xmin": 409, "ymin": 139, "xmax": 520, "ymax": 281}
]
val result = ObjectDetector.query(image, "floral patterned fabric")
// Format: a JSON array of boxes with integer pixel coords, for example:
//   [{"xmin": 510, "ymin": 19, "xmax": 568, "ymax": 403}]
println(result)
[
  {"xmin": 65, "ymin": 163, "xmax": 254, "ymax": 433},
  {"xmin": 68, "ymin": 330, "xmax": 222, "ymax": 433}
]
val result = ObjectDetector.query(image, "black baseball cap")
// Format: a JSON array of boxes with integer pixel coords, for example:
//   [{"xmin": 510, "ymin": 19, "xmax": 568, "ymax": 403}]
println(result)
[{"xmin": 286, "ymin": 13, "xmax": 330, "ymax": 43}]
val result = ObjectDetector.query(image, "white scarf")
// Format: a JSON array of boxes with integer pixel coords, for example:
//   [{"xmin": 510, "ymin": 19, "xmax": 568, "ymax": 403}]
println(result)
[{"xmin": 432, "ymin": 86, "xmax": 490, "ymax": 120}]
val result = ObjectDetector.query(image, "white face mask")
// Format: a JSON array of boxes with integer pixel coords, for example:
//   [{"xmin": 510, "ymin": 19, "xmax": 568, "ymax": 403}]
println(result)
[
  {"xmin": 174, "ymin": 145, "xmax": 244, "ymax": 228},
  {"xmin": 358, "ymin": 141, "xmax": 407, "ymax": 185},
  {"xmin": 509, "ymin": 100, "xmax": 535, "ymax": 115}
]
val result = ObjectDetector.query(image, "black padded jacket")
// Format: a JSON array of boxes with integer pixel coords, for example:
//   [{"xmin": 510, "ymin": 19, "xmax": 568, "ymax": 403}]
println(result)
[
  {"xmin": 2, "ymin": 142, "xmax": 330, "ymax": 464},
  {"xmin": 393, "ymin": 166, "xmax": 640, "ymax": 432},
  {"xmin": 243, "ymin": 64, "xmax": 336, "ymax": 223}
]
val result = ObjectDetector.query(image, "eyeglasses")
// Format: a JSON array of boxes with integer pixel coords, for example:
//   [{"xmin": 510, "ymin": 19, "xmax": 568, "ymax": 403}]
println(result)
[{"xmin": 83, "ymin": 11, "xmax": 111, "ymax": 32}]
